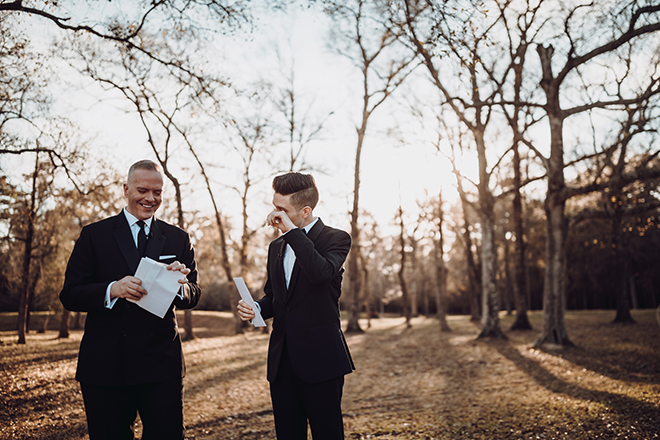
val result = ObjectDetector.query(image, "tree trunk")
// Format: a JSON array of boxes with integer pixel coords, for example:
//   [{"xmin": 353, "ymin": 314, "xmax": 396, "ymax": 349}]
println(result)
[
  {"xmin": 434, "ymin": 193, "xmax": 450, "ymax": 332},
  {"xmin": 534, "ymin": 44, "xmax": 573, "ymax": 347},
  {"xmin": 58, "ymin": 309, "xmax": 70, "ymax": 339},
  {"xmin": 397, "ymin": 206, "xmax": 412, "ymax": 328},
  {"xmin": 613, "ymin": 253, "xmax": 635, "ymax": 323},
  {"xmin": 477, "ymin": 208, "xmax": 506, "ymax": 339},
  {"xmin": 456, "ymin": 179, "xmax": 482, "ymax": 321},
  {"xmin": 17, "ymin": 155, "xmax": 39, "ymax": 345},
  {"xmin": 475, "ymin": 129, "xmax": 506, "ymax": 340},
  {"xmin": 187, "ymin": 143, "xmax": 243, "ymax": 334},
  {"xmin": 72, "ymin": 312, "xmax": 83, "ymax": 330},
  {"xmin": 503, "ymin": 237, "xmax": 513, "ymax": 315},
  {"xmin": 346, "ymin": 122, "xmax": 367, "ymax": 333},
  {"xmin": 38, "ymin": 309, "xmax": 50, "ymax": 334},
  {"xmin": 536, "ymin": 194, "xmax": 573, "ymax": 346},
  {"xmin": 25, "ymin": 260, "xmax": 42, "ymax": 333},
  {"xmin": 510, "ymin": 140, "xmax": 533, "ymax": 330}
]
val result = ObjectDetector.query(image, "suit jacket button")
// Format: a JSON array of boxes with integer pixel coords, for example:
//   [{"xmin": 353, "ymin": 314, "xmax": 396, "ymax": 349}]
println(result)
[
  {"xmin": 124, "ymin": 303, "xmax": 130, "ymax": 310},
  {"xmin": 121, "ymin": 331, "xmax": 127, "ymax": 337},
  {"xmin": 286, "ymin": 307, "xmax": 291, "ymax": 312}
]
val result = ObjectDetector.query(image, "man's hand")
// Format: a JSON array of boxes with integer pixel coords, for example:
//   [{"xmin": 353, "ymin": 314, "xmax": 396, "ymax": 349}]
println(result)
[
  {"xmin": 166, "ymin": 260, "xmax": 191, "ymax": 285},
  {"xmin": 110, "ymin": 276, "xmax": 147, "ymax": 301},
  {"xmin": 267, "ymin": 210, "xmax": 296, "ymax": 233},
  {"xmin": 237, "ymin": 299, "xmax": 255, "ymax": 321}
]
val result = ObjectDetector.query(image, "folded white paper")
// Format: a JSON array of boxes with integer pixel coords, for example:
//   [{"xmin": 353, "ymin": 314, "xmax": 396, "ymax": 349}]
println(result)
[
  {"xmin": 233, "ymin": 277, "xmax": 266, "ymax": 327},
  {"xmin": 129, "ymin": 257, "xmax": 184, "ymax": 318}
]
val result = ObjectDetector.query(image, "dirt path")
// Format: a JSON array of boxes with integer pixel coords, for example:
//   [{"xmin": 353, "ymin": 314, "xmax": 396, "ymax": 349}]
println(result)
[{"xmin": 1, "ymin": 310, "xmax": 660, "ymax": 439}]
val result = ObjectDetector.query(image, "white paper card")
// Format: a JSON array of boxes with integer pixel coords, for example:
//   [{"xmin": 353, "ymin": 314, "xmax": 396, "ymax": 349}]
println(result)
[
  {"xmin": 233, "ymin": 277, "xmax": 266, "ymax": 327},
  {"xmin": 130, "ymin": 257, "xmax": 184, "ymax": 318}
]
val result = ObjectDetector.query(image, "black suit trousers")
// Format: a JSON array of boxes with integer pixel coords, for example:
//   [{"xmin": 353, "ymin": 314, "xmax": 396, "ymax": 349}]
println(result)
[
  {"xmin": 80, "ymin": 378, "xmax": 184, "ymax": 440},
  {"xmin": 270, "ymin": 343, "xmax": 345, "ymax": 440}
]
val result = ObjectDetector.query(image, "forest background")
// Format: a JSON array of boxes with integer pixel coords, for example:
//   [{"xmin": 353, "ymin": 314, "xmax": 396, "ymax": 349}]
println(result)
[{"xmin": 1, "ymin": 0, "xmax": 660, "ymax": 348}]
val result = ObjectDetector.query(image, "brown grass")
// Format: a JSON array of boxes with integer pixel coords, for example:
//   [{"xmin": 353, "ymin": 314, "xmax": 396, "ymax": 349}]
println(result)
[{"xmin": 1, "ymin": 309, "xmax": 659, "ymax": 439}]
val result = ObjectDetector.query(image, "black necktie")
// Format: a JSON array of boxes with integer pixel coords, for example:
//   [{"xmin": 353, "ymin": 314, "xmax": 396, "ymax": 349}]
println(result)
[{"xmin": 137, "ymin": 220, "xmax": 147, "ymax": 257}]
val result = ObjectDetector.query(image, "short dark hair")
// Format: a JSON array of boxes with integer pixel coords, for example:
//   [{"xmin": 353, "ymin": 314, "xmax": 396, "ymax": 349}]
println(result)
[
  {"xmin": 272, "ymin": 172, "xmax": 319, "ymax": 210},
  {"xmin": 127, "ymin": 160, "xmax": 161, "ymax": 184}
]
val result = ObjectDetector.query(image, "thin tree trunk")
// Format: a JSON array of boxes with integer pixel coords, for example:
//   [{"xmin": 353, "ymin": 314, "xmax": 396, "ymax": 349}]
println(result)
[
  {"xmin": 456, "ymin": 178, "xmax": 481, "ymax": 321},
  {"xmin": 25, "ymin": 260, "xmax": 41, "ymax": 333},
  {"xmin": 508, "ymin": 42, "xmax": 533, "ymax": 331},
  {"xmin": 186, "ymin": 145, "xmax": 242, "ymax": 334},
  {"xmin": 156, "ymin": 159, "xmax": 197, "ymax": 340},
  {"xmin": 434, "ymin": 192, "xmax": 450, "ymax": 332},
  {"xmin": 503, "ymin": 237, "xmax": 513, "ymax": 315},
  {"xmin": 397, "ymin": 205, "xmax": 412, "ymax": 328},
  {"xmin": 17, "ymin": 154, "xmax": 38, "ymax": 345},
  {"xmin": 510, "ymin": 142, "xmax": 533, "ymax": 330},
  {"xmin": 346, "ymin": 121, "xmax": 367, "ymax": 333}
]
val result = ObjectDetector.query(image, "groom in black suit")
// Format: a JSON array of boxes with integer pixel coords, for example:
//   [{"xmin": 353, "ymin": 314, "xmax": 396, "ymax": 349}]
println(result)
[
  {"xmin": 238, "ymin": 172, "xmax": 354, "ymax": 440},
  {"xmin": 60, "ymin": 159, "xmax": 201, "ymax": 440}
]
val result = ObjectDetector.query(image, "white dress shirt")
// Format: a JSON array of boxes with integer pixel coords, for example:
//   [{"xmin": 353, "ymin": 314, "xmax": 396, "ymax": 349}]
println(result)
[
  {"xmin": 104, "ymin": 209, "xmax": 154, "ymax": 309},
  {"xmin": 283, "ymin": 218, "xmax": 318, "ymax": 288}
]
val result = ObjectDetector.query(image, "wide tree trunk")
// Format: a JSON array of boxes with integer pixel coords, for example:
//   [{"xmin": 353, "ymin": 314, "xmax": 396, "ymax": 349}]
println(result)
[
  {"xmin": 477, "ymin": 208, "xmax": 506, "ymax": 339},
  {"xmin": 534, "ymin": 44, "xmax": 573, "ymax": 347},
  {"xmin": 58, "ymin": 309, "xmax": 70, "ymax": 339},
  {"xmin": 613, "ymin": 251, "xmax": 635, "ymax": 323},
  {"xmin": 475, "ymin": 131, "xmax": 506, "ymax": 339},
  {"xmin": 536, "ymin": 194, "xmax": 572, "ymax": 346},
  {"xmin": 510, "ymin": 141, "xmax": 533, "ymax": 330}
]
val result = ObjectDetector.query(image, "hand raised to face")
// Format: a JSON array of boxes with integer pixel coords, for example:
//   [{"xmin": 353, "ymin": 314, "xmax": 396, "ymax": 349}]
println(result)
[{"xmin": 266, "ymin": 210, "xmax": 297, "ymax": 233}]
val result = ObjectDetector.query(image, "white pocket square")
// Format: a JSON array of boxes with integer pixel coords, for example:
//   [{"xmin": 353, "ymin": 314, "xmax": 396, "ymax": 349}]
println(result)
[{"xmin": 159, "ymin": 255, "xmax": 176, "ymax": 260}]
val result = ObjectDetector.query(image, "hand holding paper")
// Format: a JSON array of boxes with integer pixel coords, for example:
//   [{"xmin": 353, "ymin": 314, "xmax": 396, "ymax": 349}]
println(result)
[
  {"xmin": 129, "ymin": 257, "xmax": 185, "ymax": 318},
  {"xmin": 234, "ymin": 277, "xmax": 266, "ymax": 327}
]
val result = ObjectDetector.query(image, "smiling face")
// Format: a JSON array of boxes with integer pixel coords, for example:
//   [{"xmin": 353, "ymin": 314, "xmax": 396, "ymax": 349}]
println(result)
[{"xmin": 123, "ymin": 168, "xmax": 163, "ymax": 221}]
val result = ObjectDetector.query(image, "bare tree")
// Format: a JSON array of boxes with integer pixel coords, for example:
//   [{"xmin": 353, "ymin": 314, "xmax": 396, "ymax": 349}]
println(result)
[
  {"xmin": 268, "ymin": 47, "xmax": 334, "ymax": 172},
  {"xmin": 400, "ymin": 0, "xmax": 509, "ymax": 338},
  {"xmin": 325, "ymin": 0, "xmax": 418, "ymax": 332},
  {"xmin": 1, "ymin": 0, "xmax": 250, "ymax": 85},
  {"xmin": 528, "ymin": 2, "xmax": 660, "ymax": 346},
  {"xmin": 396, "ymin": 203, "xmax": 412, "ymax": 328},
  {"xmin": 432, "ymin": 191, "xmax": 451, "ymax": 331}
]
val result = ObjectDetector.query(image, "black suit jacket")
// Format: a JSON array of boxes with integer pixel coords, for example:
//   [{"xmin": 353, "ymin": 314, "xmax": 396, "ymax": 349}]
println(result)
[
  {"xmin": 60, "ymin": 211, "xmax": 201, "ymax": 386},
  {"xmin": 257, "ymin": 219, "xmax": 355, "ymax": 384}
]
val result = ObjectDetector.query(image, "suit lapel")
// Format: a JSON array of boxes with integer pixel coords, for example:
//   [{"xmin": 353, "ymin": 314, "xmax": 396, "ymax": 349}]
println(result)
[
  {"xmin": 268, "ymin": 237, "xmax": 287, "ymax": 300},
  {"xmin": 286, "ymin": 220, "xmax": 324, "ymax": 301},
  {"xmin": 112, "ymin": 213, "xmax": 140, "ymax": 273}
]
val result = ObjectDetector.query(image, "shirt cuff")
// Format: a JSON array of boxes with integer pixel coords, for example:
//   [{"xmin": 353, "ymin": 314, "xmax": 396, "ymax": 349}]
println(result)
[{"xmin": 105, "ymin": 282, "xmax": 118, "ymax": 309}]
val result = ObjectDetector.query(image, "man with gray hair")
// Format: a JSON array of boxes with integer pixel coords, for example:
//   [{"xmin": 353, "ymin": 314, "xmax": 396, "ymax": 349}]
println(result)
[{"xmin": 60, "ymin": 159, "xmax": 201, "ymax": 440}]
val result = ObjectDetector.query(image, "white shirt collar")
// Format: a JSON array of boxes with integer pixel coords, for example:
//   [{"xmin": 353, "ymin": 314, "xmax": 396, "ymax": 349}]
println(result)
[
  {"xmin": 123, "ymin": 208, "xmax": 153, "ymax": 229},
  {"xmin": 303, "ymin": 217, "xmax": 319, "ymax": 234}
]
